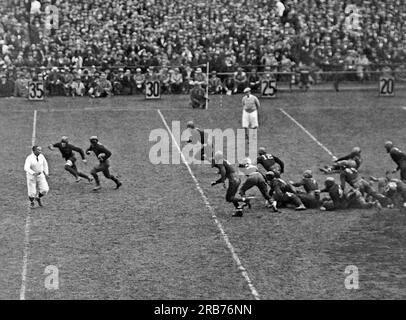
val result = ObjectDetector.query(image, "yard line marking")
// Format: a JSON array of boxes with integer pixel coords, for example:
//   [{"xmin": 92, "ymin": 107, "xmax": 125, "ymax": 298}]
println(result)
[
  {"xmin": 157, "ymin": 109, "xmax": 260, "ymax": 300},
  {"xmin": 20, "ymin": 110, "xmax": 37, "ymax": 300},
  {"xmin": 279, "ymin": 108, "xmax": 336, "ymax": 158},
  {"xmin": 31, "ymin": 110, "xmax": 37, "ymax": 146}
]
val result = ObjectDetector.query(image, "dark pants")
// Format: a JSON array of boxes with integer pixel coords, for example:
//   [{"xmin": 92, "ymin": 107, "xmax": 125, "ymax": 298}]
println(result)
[
  {"xmin": 346, "ymin": 190, "xmax": 375, "ymax": 209},
  {"xmin": 355, "ymin": 179, "xmax": 387, "ymax": 203},
  {"xmin": 64, "ymin": 156, "xmax": 90, "ymax": 180},
  {"xmin": 240, "ymin": 174, "xmax": 270, "ymax": 201},
  {"xmin": 91, "ymin": 160, "xmax": 119, "ymax": 185},
  {"xmin": 399, "ymin": 161, "xmax": 406, "ymax": 181},
  {"xmin": 226, "ymin": 177, "xmax": 243, "ymax": 208},
  {"xmin": 297, "ymin": 192, "xmax": 321, "ymax": 208},
  {"xmin": 274, "ymin": 192, "xmax": 303, "ymax": 208}
]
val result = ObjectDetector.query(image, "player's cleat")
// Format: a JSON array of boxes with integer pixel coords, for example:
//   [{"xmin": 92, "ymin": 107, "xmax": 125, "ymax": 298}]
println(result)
[
  {"xmin": 75, "ymin": 177, "xmax": 81, "ymax": 183},
  {"xmin": 115, "ymin": 181, "xmax": 122, "ymax": 190},
  {"xmin": 30, "ymin": 201, "xmax": 35, "ymax": 209},
  {"xmin": 242, "ymin": 197, "xmax": 251, "ymax": 209},
  {"xmin": 232, "ymin": 209, "xmax": 243, "ymax": 217},
  {"xmin": 93, "ymin": 185, "xmax": 101, "ymax": 191},
  {"xmin": 35, "ymin": 197, "xmax": 42, "ymax": 207},
  {"xmin": 295, "ymin": 204, "xmax": 306, "ymax": 211}
]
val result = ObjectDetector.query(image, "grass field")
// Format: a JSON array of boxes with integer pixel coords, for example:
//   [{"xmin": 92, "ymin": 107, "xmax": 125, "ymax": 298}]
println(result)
[{"xmin": 0, "ymin": 88, "xmax": 405, "ymax": 300}]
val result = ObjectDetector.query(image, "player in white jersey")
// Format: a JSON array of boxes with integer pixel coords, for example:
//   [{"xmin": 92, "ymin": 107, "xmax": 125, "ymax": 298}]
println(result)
[
  {"xmin": 241, "ymin": 87, "xmax": 260, "ymax": 143},
  {"xmin": 24, "ymin": 146, "xmax": 49, "ymax": 208}
]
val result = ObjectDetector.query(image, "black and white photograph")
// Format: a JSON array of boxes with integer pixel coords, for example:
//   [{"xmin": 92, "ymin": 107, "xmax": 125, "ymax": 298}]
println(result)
[{"xmin": 0, "ymin": 0, "xmax": 405, "ymax": 306}]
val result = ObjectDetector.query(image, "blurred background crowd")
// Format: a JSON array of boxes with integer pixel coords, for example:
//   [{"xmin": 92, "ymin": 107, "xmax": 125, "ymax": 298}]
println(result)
[{"xmin": 1, "ymin": 0, "xmax": 405, "ymax": 97}]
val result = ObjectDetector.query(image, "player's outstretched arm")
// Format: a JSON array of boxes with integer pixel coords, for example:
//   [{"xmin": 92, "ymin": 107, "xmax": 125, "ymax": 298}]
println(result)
[{"xmin": 72, "ymin": 145, "xmax": 86, "ymax": 160}]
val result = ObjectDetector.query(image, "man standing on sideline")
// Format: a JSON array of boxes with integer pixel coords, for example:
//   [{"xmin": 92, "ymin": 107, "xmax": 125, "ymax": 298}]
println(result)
[
  {"xmin": 241, "ymin": 87, "xmax": 260, "ymax": 144},
  {"xmin": 48, "ymin": 136, "xmax": 92, "ymax": 183},
  {"xmin": 86, "ymin": 136, "xmax": 122, "ymax": 191},
  {"xmin": 385, "ymin": 141, "xmax": 406, "ymax": 181},
  {"xmin": 24, "ymin": 146, "xmax": 49, "ymax": 208}
]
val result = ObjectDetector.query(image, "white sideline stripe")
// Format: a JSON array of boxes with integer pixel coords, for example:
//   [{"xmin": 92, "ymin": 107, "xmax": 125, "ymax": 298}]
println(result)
[
  {"xmin": 279, "ymin": 108, "xmax": 336, "ymax": 158},
  {"xmin": 20, "ymin": 110, "xmax": 37, "ymax": 300},
  {"xmin": 157, "ymin": 109, "xmax": 260, "ymax": 300}
]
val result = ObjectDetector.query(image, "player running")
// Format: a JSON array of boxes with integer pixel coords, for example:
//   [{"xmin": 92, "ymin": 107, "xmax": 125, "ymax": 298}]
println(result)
[
  {"xmin": 384, "ymin": 141, "xmax": 406, "ymax": 181},
  {"xmin": 85, "ymin": 136, "xmax": 122, "ymax": 191},
  {"xmin": 265, "ymin": 171, "xmax": 306, "ymax": 211},
  {"xmin": 256, "ymin": 147, "xmax": 284, "ymax": 175},
  {"xmin": 48, "ymin": 136, "xmax": 92, "ymax": 183},
  {"xmin": 211, "ymin": 151, "xmax": 249, "ymax": 217},
  {"xmin": 320, "ymin": 147, "xmax": 362, "ymax": 174},
  {"xmin": 238, "ymin": 158, "xmax": 278, "ymax": 211}
]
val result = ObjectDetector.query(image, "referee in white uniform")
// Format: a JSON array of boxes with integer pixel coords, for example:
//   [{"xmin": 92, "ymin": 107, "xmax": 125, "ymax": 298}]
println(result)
[
  {"xmin": 241, "ymin": 87, "xmax": 260, "ymax": 143},
  {"xmin": 24, "ymin": 146, "xmax": 49, "ymax": 208}
]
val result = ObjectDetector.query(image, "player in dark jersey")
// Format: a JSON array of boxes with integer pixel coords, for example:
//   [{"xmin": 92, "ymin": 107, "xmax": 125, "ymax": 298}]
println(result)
[
  {"xmin": 48, "ymin": 136, "xmax": 92, "ymax": 183},
  {"xmin": 340, "ymin": 167, "xmax": 386, "ymax": 204},
  {"xmin": 186, "ymin": 121, "xmax": 209, "ymax": 161},
  {"xmin": 85, "ymin": 136, "xmax": 122, "ymax": 191},
  {"xmin": 265, "ymin": 171, "xmax": 306, "ymax": 211},
  {"xmin": 320, "ymin": 147, "xmax": 362, "ymax": 174},
  {"xmin": 319, "ymin": 177, "xmax": 348, "ymax": 211},
  {"xmin": 290, "ymin": 170, "xmax": 321, "ymax": 208},
  {"xmin": 321, "ymin": 177, "xmax": 381, "ymax": 211},
  {"xmin": 256, "ymin": 147, "xmax": 284, "ymax": 175},
  {"xmin": 238, "ymin": 158, "xmax": 278, "ymax": 212},
  {"xmin": 385, "ymin": 141, "xmax": 406, "ymax": 181},
  {"xmin": 211, "ymin": 151, "xmax": 249, "ymax": 217}
]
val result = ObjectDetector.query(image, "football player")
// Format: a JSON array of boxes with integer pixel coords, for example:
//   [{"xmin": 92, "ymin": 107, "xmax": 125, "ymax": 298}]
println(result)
[
  {"xmin": 211, "ymin": 151, "xmax": 249, "ymax": 217},
  {"xmin": 339, "ymin": 166, "xmax": 386, "ymax": 204},
  {"xmin": 238, "ymin": 158, "xmax": 278, "ymax": 211},
  {"xmin": 320, "ymin": 147, "xmax": 362, "ymax": 174},
  {"xmin": 290, "ymin": 170, "xmax": 321, "ymax": 208},
  {"xmin": 85, "ymin": 136, "xmax": 122, "ymax": 191},
  {"xmin": 256, "ymin": 147, "xmax": 284, "ymax": 175},
  {"xmin": 265, "ymin": 171, "xmax": 306, "ymax": 211},
  {"xmin": 48, "ymin": 136, "xmax": 92, "ymax": 183},
  {"xmin": 384, "ymin": 141, "xmax": 406, "ymax": 181}
]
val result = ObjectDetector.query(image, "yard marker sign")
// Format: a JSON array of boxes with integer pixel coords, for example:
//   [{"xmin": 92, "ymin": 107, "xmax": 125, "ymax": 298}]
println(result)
[
  {"xmin": 28, "ymin": 81, "xmax": 45, "ymax": 100},
  {"xmin": 379, "ymin": 75, "xmax": 395, "ymax": 96},
  {"xmin": 261, "ymin": 78, "xmax": 277, "ymax": 98},
  {"xmin": 145, "ymin": 80, "xmax": 161, "ymax": 99}
]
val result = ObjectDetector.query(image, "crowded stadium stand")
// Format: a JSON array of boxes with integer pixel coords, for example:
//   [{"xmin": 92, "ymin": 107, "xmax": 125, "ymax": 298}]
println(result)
[{"xmin": 1, "ymin": 0, "xmax": 405, "ymax": 96}]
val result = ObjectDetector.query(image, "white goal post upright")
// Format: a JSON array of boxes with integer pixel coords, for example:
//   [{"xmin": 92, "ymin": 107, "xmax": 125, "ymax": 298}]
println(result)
[{"xmin": 205, "ymin": 62, "xmax": 209, "ymax": 110}]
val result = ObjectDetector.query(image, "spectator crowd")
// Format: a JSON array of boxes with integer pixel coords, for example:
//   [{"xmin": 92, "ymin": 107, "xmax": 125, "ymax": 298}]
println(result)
[{"xmin": 1, "ymin": 0, "xmax": 406, "ymax": 97}]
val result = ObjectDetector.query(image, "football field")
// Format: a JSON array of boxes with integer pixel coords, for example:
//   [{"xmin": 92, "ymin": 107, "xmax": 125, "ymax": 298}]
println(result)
[{"xmin": 0, "ymin": 89, "xmax": 405, "ymax": 300}]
